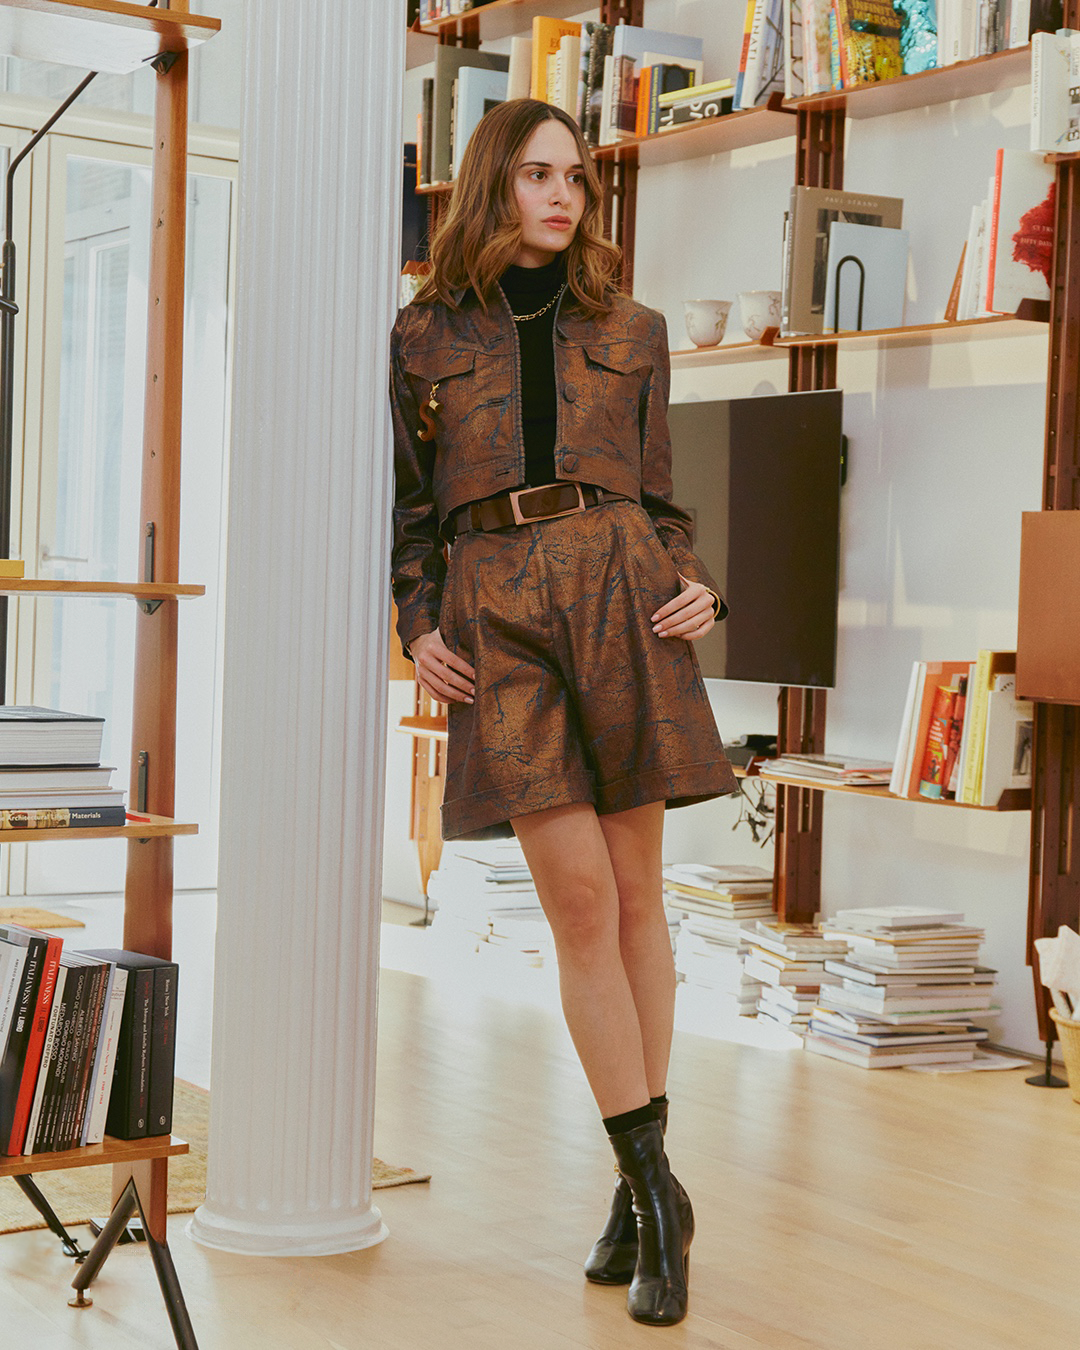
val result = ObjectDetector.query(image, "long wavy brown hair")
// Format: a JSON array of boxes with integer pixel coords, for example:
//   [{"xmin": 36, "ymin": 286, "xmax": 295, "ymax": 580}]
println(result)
[{"xmin": 415, "ymin": 99, "xmax": 622, "ymax": 317}]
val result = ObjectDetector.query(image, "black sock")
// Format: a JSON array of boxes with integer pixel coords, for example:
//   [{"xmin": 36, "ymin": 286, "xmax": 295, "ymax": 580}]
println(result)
[
  {"xmin": 602, "ymin": 1103, "xmax": 656, "ymax": 1136},
  {"xmin": 650, "ymin": 1093, "xmax": 668, "ymax": 1110}
]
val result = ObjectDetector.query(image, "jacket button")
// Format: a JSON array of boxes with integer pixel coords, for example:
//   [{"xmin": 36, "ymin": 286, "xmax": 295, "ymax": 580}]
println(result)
[
  {"xmin": 563, "ymin": 452, "xmax": 579, "ymax": 472},
  {"xmin": 563, "ymin": 383, "xmax": 578, "ymax": 402}
]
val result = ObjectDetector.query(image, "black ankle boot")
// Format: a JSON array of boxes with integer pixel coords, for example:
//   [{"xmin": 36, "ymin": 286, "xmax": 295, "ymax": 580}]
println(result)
[
  {"xmin": 584, "ymin": 1100, "xmax": 668, "ymax": 1285},
  {"xmin": 607, "ymin": 1117, "xmax": 693, "ymax": 1327}
]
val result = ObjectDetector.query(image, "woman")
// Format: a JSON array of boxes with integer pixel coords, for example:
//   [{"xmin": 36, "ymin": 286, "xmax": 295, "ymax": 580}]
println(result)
[{"xmin": 389, "ymin": 98, "xmax": 736, "ymax": 1328}]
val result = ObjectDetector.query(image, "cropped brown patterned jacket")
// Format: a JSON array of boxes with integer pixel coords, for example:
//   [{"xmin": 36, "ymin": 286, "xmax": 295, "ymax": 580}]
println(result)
[{"xmin": 389, "ymin": 286, "xmax": 726, "ymax": 658}]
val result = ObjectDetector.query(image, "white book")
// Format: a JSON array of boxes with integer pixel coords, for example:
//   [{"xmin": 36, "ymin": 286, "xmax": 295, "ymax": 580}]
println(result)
[
  {"xmin": 557, "ymin": 34, "xmax": 580, "ymax": 116},
  {"xmin": 1009, "ymin": 0, "xmax": 1031, "ymax": 47},
  {"xmin": 823, "ymin": 222, "xmax": 909, "ymax": 332},
  {"xmin": 1029, "ymin": 29, "xmax": 1073, "ymax": 152},
  {"xmin": 806, "ymin": 1034, "xmax": 976, "ymax": 1068},
  {"xmin": 507, "ymin": 35, "xmax": 532, "ymax": 101},
  {"xmin": 832, "ymin": 905, "xmax": 968, "ymax": 930},
  {"xmin": 979, "ymin": 674, "xmax": 1034, "ymax": 805},
  {"xmin": 82, "ymin": 964, "xmax": 127, "ymax": 1146},
  {"xmin": 452, "ymin": 66, "xmax": 509, "ymax": 178},
  {"xmin": 784, "ymin": 0, "xmax": 805, "ymax": 98},
  {"xmin": 23, "ymin": 966, "xmax": 66, "ymax": 1154},
  {"xmin": 958, "ymin": 0, "xmax": 980, "ymax": 60},
  {"xmin": 975, "ymin": 182, "xmax": 995, "ymax": 315},
  {"xmin": 957, "ymin": 204, "xmax": 983, "ymax": 320},
  {"xmin": 599, "ymin": 53, "xmax": 617, "ymax": 145},
  {"xmin": 890, "ymin": 662, "xmax": 923, "ymax": 795}
]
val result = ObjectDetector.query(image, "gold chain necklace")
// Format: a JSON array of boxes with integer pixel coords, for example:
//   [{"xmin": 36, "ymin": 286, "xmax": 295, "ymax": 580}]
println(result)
[{"xmin": 510, "ymin": 285, "xmax": 565, "ymax": 323}]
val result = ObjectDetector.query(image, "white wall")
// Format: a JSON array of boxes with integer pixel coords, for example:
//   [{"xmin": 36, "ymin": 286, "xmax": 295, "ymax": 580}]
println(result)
[{"xmin": 385, "ymin": 7, "xmax": 1047, "ymax": 1054}]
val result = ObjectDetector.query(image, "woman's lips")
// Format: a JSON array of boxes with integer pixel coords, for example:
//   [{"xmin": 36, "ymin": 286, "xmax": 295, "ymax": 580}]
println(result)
[{"xmin": 543, "ymin": 217, "xmax": 572, "ymax": 229}]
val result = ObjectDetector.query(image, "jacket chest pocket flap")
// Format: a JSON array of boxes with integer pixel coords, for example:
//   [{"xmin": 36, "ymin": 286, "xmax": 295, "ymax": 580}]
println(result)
[
  {"xmin": 577, "ymin": 341, "xmax": 652, "ymax": 433},
  {"xmin": 403, "ymin": 344, "xmax": 511, "ymax": 468}
]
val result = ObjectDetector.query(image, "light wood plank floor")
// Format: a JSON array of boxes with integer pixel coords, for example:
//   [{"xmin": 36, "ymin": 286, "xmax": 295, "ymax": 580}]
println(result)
[{"xmin": 3, "ymin": 954, "xmax": 1080, "ymax": 1349}]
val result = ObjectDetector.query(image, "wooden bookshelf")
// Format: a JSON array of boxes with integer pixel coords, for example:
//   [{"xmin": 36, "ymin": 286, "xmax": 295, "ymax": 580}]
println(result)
[
  {"xmin": 0, "ymin": 1133, "xmax": 188, "ymax": 1180},
  {"xmin": 787, "ymin": 45, "xmax": 1031, "ymax": 120},
  {"xmin": 768, "ymin": 313, "xmax": 1049, "ymax": 353},
  {"xmin": 0, "ymin": 0, "xmax": 220, "ymax": 74},
  {"xmin": 0, "ymin": 579, "xmax": 204, "ymax": 600},
  {"xmin": 594, "ymin": 100, "xmax": 797, "ymax": 169},
  {"xmin": 0, "ymin": 813, "xmax": 198, "ymax": 842},
  {"xmin": 416, "ymin": 0, "xmax": 587, "ymax": 42},
  {"xmin": 741, "ymin": 766, "xmax": 1030, "ymax": 811},
  {"xmin": 669, "ymin": 340, "xmax": 787, "ymax": 369}
]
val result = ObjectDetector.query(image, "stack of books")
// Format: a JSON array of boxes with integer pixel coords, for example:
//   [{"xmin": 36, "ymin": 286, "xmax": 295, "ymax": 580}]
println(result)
[
  {"xmin": 665, "ymin": 865, "xmax": 774, "ymax": 1011},
  {"xmin": 807, "ymin": 906, "xmax": 996, "ymax": 1067},
  {"xmin": 428, "ymin": 840, "xmax": 552, "ymax": 965},
  {"xmin": 0, "ymin": 707, "xmax": 125, "ymax": 831},
  {"xmin": 890, "ymin": 651, "xmax": 1033, "ymax": 805},
  {"xmin": 674, "ymin": 919, "xmax": 762, "ymax": 1015},
  {"xmin": 0, "ymin": 926, "xmax": 178, "ymax": 1155},
  {"xmin": 739, "ymin": 922, "xmax": 850, "ymax": 1034},
  {"xmin": 759, "ymin": 753, "xmax": 893, "ymax": 788}
]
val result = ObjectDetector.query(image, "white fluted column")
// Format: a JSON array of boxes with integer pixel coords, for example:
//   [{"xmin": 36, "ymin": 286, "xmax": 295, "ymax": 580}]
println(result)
[{"xmin": 188, "ymin": 0, "xmax": 402, "ymax": 1256}]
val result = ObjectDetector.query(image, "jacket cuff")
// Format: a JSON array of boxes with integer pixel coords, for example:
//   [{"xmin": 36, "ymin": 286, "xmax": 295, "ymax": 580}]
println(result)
[{"xmin": 397, "ymin": 610, "xmax": 441, "ymax": 664}]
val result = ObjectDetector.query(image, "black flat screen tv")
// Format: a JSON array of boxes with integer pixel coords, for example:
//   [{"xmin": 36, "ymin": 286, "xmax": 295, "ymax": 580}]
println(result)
[{"xmin": 667, "ymin": 389, "xmax": 844, "ymax": 689}]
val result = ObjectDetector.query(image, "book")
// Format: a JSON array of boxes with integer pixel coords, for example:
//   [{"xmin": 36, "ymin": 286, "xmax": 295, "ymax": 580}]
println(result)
[
  {"xmin": 82, "ymin": 950, "xmax": 179, "ymax": 1140},
  {"xmin": 735, "ymin": 0, "xmax": 760, "ymax": 108},
  {"xmin": 740, "ymin": 0, "xmax": 786, "ymax": 108},
  {"xmin": 960, "ymin": 651, "xmax": 1015, "ymax": 804},
  {"xmin": 657, "ymin": 95, "xmax": 735, "ymax": 131},
  {"xmin": 896, "ymin": 662, "xmax": 971, "ymax": 798},
  {"xmin": 430, "ymin": 46, "xmax": 509, "ymax": 185},
  {"xmin": 581, "ymin": 22, "xmax": 614, "ymax": 145},
  {"xmin": 23, "ymin": 965, "xmax": 66, "ymax": 1153},
  {"xmin": 82, "ymin": 963, "xmax": 127, "ymax": 1146},
  {"xmin": 0, "ymin": 765, "xmax": 115, "ymax": 792},
  {"xmin": 831, "ymin": 905, "xmax": 969, "ymax": 930},
  {"xmin": 979, "ymin": 673, "xmax": 1034, "ymax": 805},
  {"xmin": 0, "ymin": 707, "xmax": 105, "ymax": 767},
  {"xmin": 31, "ymin": 955, "xmax": 87, "ymax": 1152},
  {"xmin": 985, "ymin": 148, "xmax": 1055, "ymax": 314},
  {"xmin": 606, "ymin": 24, "xmax": 705, "ymax": 141},
  {"xmin": 452, "ymin": 66, "xmax": 508, "ymax": 178},
  {"xmin": 832, "ymin": 0, "xmax": 903, "ymax": 87},
  {"xmin": 785, "ymin": 0, "xmax": 806, "ymax": 97},
  {"xmin": 805, "ymin": 1034, "xmax": 977, "ymax": 1067},
  {"xmin": 918, "ymin": 684, "xmax": 959, "ymax": 799},
  {"xmin": 531, "ymin": 17, "xmax": 581, "ymax": 101},
  {"xmin": 822, "ymin": 221, "xmax": 909, "ymax": 332},
  {"xmin": 507, "ymin": 35, "xmax": 532, "ymax": 102},
  {"xmin": 0, "ymin": 805, "xmax": 127, "ymax": 829},
  {"xmin": 0, "ymin": 559, "xmax": 23, "ymax": 578},
  {"xmin": 803, "ymin": 0, "xmax": 834, "ymax": 93},
  {"xmin": 0, "ymin": 925, "xmax": 62, "ymax": 1153},
  {"xmin": 1030, "ymin": 28, "xmax": 1078, "ymax": 153},
  {"xmin": 782, "ymin": 185, "xmax": 904, "ymax": 336}
]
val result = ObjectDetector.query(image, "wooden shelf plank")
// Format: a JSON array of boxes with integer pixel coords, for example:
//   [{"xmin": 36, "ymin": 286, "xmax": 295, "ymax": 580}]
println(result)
[
  {"xmin": 0, "ymin": 579, "xmax": 204, "ymax": 600},
  {"xmin": 0, "ymin": 1132, "xmax": 187, "ymax": 1179},
  {"xmin": 737, "ymin": 765, "xmax": 1030, "ymax": 811},
  {"xmin": 397, "ymin": 714, "xmax": 448, "ymax": 743},
  {"xmin": 787, "ymin": 46, "xmax": 1030, "ymax": 120},
  {"xmin": 595, "ymin": 104, "xmax": 797, "ymax": 168},
  {"xmin": 0, "ymin": 813, "xmax": 198, "ymax": 842},
  {"xmin": 0, "ymin": 0, "xmax": 220, "ymax": 74},
  {"xmin": 415, "ymin": 0, "xmax": 588, "ymax": 42},
  {"xmin": 670, "ymin": 340, "xmax": 787, "ymax": 369},
  {"xmin": 770, "ymin": 314, "xmax": 1048, "ymax": 352}
]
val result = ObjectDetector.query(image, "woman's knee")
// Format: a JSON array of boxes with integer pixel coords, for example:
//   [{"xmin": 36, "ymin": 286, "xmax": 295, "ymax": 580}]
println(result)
[
  {"xmin": 616, "ymin": 880, "xmax": 666, "ymax": 934},
  {"xmin": 542, "ymin": 875, "xmax": 618, "ymax": 956}
]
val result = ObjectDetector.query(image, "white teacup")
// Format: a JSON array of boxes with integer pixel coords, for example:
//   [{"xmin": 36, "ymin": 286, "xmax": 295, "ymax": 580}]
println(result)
[
  {"xmin": 737, "ymin": 289, "xmax": 782, "ymax": 340},
  {"xmin": 683, "ymin": 299, "xmax": 732, "ymax": 348}
]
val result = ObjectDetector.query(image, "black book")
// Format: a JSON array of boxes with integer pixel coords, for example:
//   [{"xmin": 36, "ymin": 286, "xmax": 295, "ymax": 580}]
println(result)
[
  {"xmin": 0, "ymin": 924, "xmax": 50, "ymax": 1151},
  {"xmin": 82, "ymin": 950, "xmax": 178, "ymax": 1141},
  {"xmin": 147, "ymin": 964, "xmax": 178, "ymax": 1136},
  {"xmin": 36, "ymin": 959, "xmax": 86, "ymax": 1152},
  {"xmin": 420, "ymin": 77, "xmax": 434, "ymax": 186},
  {"xmin": 58, "ymin": 956, "xmax": 110, "ymax": 1151}
]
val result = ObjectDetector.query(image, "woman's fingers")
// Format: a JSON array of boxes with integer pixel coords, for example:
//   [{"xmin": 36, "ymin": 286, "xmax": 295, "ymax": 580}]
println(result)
[
  {"xmin": 413, "ymin": 629, "xmax": 475, "ymax": 703},
  {"xmin": 652, "ymin": 584, "xmax": 714, "ymax": 640}
]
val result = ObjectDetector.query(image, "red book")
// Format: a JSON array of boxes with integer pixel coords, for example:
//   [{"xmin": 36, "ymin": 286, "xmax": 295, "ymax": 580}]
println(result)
[
  {"xmin": 918, "ymin": 685, "xmax": 958, "ymax": 800},
  {"xmin": 943, "ymin": 675, "xmax": 968, "ymax": 798},
  {"xmin": 904, "ymin": 661, "xmax": 971, "ymax": 798},
  {"xmin": 6, "ymin": 934, "xmax": 63, "ymax": 1154}
]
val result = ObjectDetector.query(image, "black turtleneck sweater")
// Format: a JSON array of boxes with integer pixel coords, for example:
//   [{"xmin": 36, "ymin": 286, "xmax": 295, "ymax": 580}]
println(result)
[{"xmin": 499, "ymin": 256, "xmax": 565, "ymax": 489}]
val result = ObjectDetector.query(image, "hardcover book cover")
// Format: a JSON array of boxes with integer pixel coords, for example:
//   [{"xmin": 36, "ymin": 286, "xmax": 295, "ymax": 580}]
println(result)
[
  {"xmin": 985, "ymin": 148, "xmax": 1055, "ymax": 314},
  {"xmin": 431, "ymin": 46, "xmax": 509, "ymax": 185},
  {"xmin": 783, "ymin": 185, "xmax": 904, "ymax": 335},
  {"xmin": 822, "ymin": 221, "xmax": 909, "ymax": 331},
  {"xmin": 452, "ymin": 66, "xmax": 508, "ymax": 177},
  {"xmin": 530, "ymin": 17, "xmax": 581, "ymax": 101}
]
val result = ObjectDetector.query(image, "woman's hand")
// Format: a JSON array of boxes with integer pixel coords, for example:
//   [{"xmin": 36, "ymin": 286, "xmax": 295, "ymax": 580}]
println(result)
[
  {"xmin": 409, "ymin": 628, "xmax": 476, "ymax": 704},
  {"xmin": 651, "ymin": 573, "xmax": 716, "ymax": 643}
]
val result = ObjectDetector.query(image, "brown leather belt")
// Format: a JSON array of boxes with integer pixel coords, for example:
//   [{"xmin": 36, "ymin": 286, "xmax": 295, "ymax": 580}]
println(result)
[{"xmin": 450, "ymin": 482, "xmax": 629, "ymax": 536}]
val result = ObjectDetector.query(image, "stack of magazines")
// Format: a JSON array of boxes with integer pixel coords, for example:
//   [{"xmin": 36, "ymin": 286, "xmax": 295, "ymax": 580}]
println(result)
[{"xmin": 759, "ymin": 753, "xmax": 893, "ymax": 788}]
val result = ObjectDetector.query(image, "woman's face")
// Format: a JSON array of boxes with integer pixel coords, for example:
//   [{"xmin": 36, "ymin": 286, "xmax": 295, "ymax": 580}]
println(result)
[{"xmin": 511, "ymin": 118, "xmax": 587, "ymax": 268}]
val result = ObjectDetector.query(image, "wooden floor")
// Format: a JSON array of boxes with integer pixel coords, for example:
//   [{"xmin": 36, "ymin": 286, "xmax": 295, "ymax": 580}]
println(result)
[{"xmin": 3, "ymin": 946, "xmax": 1080, "ymax": 1349}]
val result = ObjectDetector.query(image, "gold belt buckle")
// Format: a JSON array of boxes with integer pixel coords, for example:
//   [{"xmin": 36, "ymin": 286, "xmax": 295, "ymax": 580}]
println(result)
[{"xmin": 508, "ymin": 481, "xmax": 587, "ymax": 525}]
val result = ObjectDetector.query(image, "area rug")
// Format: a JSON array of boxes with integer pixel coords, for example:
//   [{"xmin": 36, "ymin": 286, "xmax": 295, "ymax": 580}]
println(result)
[
  {"xmin": 0, "ymin": 1080, "xmax": 429, "ymax": 1235},
  {"xmin": 0, "ymin": 906, "xmax": 85, "ymax": 929}
]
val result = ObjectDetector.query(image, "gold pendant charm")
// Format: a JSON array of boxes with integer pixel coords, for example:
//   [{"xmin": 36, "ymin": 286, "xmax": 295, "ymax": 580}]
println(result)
[{"xmin": 417, "ymin": 381, "xmax": 441, "ymax": 442}]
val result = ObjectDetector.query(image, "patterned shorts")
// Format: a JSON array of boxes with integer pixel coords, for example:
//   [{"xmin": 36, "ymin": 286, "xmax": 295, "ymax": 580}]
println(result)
[{"xmin": 437, "ymin": 498, "xmax": 737, "ymax": 841}]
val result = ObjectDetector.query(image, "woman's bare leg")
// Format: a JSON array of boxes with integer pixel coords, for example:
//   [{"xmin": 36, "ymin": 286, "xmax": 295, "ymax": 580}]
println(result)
[
  {"xmin": 511, "ymin": 801, "xmax": 650, "ymax": 1118},
  {"xmin": 597, "ymin": 801, "xmax": 672, "ymax": 1100}
]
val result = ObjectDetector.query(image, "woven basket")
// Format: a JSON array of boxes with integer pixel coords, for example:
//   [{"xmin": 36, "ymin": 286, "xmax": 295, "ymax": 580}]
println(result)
[{"xmin": 1050, "ymin": 1008, "xmax": 1080, "ymax": 1104}]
